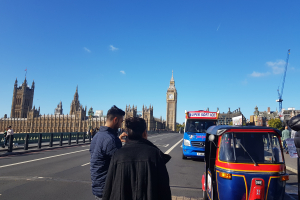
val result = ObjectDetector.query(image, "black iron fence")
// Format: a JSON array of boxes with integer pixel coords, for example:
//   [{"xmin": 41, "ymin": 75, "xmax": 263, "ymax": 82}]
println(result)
[{"xmin": 1, "ymin": 132, "xmax": 91, "ymax": 153}]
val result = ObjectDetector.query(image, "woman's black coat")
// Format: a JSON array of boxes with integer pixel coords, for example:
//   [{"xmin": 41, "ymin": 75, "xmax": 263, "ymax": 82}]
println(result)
[{"xmin": 102, "ymin": 138, "xmax": 172, "ymax": 200}]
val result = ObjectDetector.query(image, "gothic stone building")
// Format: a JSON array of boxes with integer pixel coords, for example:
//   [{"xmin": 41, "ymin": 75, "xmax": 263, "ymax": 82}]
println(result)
[
  {"xmin": 217, "ymin": 107, "xmax": 246, "ymax": 125},
  {"xmin": 249, "ymin": 106, "xmax": 279, "ymax": 126},
  {"xmin": 0, "ymin": 79, "xmax": 106, "ymax": 133},
  {"xmin": 281, "ymin": 108, "xmax": 300, "ymax": 125},
  {"xmin": 10, "ymin": 77, "xmax": 37, "ymax": 118},
  {"xmin": 124, "ymin": 104, "xmax": 165, "ymax": 131}
]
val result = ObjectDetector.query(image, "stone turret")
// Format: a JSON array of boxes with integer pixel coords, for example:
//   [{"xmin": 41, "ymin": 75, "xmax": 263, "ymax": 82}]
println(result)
[
  {"xmin": 11, "ymin": 77, "xmax": 34, "ymax": 118},
  {"xmin": 125, "ymin": 104, "xmax": 137, "ymax": 118},
  {"xmin": 70, "ymin": 86, "xmax": 86, "ymax": 119},
  {"xmin": 55, "ymin": 101, "xmax": 63, "ymax": 115}
]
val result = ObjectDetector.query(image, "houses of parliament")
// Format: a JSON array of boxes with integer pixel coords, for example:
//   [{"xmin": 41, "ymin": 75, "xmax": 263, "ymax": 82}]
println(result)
[{"xmin": 0, "ymin": 72, "xmax": 177, "ymax": 133}]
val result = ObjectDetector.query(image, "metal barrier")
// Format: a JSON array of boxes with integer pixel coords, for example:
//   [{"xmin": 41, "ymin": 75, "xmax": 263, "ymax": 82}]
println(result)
[{"xmin": 0, "ymin": 132, "xmax": 87, "ymax": 152}]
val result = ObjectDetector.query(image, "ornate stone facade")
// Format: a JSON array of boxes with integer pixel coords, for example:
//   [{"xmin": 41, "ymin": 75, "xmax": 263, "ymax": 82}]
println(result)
[
  {"xmin": 217, "ymin": 107, "xmax": 246, "ymax": 125},
  {"xmin": 166, "ymin": 71, "xmax": 177, "ymax": 131},
  {"xmin": 281, "ymin": 108, "xmax": 300, "ymax": 125},
  {"xmin": 0, "ymin": 79, "xmax": 106, "ymax": 133},
  {"xmin": 70, "ymin": 86, "xmax": 86, "ymax": 120},
  {"xmin": 124, "ymin": 104, "xmax": 165, "ymax": 131},
  {"xmin": 10, "ymin": 77, "xmax": 37, "ymax": 118},
  {"xmin": 54, "ymin": 101, "xmax": 63, "ymax": 115},
  {"xmin": 250, "ymin": 106, "xmax": 279, "ymax": 126}
]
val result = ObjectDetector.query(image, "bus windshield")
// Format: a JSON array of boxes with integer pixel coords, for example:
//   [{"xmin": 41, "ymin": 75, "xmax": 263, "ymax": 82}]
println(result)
[
  {"xmin": 219, "ymin": 132, "xmax": 283, "ymax": 164},
  {"xmin": 185, "ymin": 120, "xmax": 217, "ymax": 134}
]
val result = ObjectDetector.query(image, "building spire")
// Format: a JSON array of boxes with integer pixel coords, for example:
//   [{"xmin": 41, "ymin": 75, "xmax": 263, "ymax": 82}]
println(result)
[
  {"xmin": 22, "ymin": 76, "xmax": 27, "ymax": 87},
  {"xmin": 171, "ymin": 70, "xmax": 174, "ymax": 82},
  {"xmin": 14, "ymin": 78, "xmax": 18, "ymax": 87},
  {"xmin": 73, "ymin": 86, "xmax": 79, "ymax": 101},
  {"xmin": 31, "ymin": 79, "xmax": 35, "ymax": 89}
]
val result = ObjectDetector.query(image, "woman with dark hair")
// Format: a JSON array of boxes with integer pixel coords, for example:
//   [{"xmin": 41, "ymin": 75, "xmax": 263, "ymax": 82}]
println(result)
[{"xmin": 103, "ymin": 117, "xmax": 172, "ymax": 200}]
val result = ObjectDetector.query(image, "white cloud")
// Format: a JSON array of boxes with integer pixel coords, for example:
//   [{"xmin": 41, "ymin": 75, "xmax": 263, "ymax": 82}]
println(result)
[
  {"xmin": 83, "ymin": 47, "xmax": 91, "ymax": 53},
  {"xmin": 250, "ymin": 71, "xmax": 270, "ymax": 77},
  {"xmin": 249, "ymin": 59, "xmax": 296, "ymax": 79},
  {"xmin": 110, "ymin": 45, "xmax": 119, "ymax": 51},
  {"xmin": 120, "ymin": 70, "xmax": 125, "ymax": 74},
  {"xmin": 266, "ymin": 60, "xmax": 286, "ymax": 74}
]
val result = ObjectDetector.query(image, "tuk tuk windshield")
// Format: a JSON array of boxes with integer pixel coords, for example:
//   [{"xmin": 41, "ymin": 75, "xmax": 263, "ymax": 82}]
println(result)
[
  {"xmin": 219, "ymin": 132, "xmax": 283, "ymax": 164},
  {"xmin": 185, "ymin": 120, "xmax": 217, "ymax": 134}
]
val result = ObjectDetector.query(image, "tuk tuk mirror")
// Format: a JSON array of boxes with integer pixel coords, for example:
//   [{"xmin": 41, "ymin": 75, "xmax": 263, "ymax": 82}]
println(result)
[
  {"xmin": 208, "ymin": 134, "xmax": 217, "ymax": 148},
  {"xmin": 208, "ymin": 134, "xmax": 215, "ymax": 142}
]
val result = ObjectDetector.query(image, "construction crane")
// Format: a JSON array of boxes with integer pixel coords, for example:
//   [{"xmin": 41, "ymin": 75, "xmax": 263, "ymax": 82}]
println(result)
[{"xmin": 276, "ymin": 49, "xmax": 291, "ymax": 113}]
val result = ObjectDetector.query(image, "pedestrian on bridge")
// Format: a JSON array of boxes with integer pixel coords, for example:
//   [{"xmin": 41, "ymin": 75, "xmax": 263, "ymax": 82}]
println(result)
[
  {"xmin": 102, "ymin": 117, "xmax": 172, "ymax": 200},
  {"xmin": 90, "ymin": 105, "xmax": 127, "ymax": 200},
  {"xmin": 5, "ymin": 126, "xmax": 14, "ymax": 147},
  {"xmin": 2, "ymin": 128, "xmax": 7, "ymax": 148},
  {"xmin": 282, "ymin": 126, "xmax": 291, "ymax": 153}
]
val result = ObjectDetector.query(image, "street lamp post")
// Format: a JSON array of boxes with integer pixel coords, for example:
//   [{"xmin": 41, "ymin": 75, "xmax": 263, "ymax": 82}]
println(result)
[{"xmin": 89, "ymin": 115, "xmax": 92, "ymax": 130}]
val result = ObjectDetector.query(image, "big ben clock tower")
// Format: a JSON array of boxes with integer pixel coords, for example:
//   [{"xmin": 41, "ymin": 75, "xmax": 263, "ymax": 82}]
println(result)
[{"xmin": 166, "ymin": 70, "xmax": 177, "ymax": 131}]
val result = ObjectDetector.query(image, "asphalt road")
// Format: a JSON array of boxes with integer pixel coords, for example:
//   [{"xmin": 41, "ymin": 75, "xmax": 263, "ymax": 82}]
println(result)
[
  {"xmin": 0, "ymin": 133, "xmax": 199, "ymax": 200},
  {"xmin": 0, "ymin": 132, "xmax": 297, "ymax": 200}
]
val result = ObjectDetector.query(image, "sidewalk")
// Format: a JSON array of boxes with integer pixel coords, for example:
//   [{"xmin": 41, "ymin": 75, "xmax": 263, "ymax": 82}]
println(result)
[
  {"xmin": 284, "ymin": 153, "xmax": 298, "ymax": 200},
  {"xmin": 285, "ymin": 153, "xmax": 298, "ymax": 174}
]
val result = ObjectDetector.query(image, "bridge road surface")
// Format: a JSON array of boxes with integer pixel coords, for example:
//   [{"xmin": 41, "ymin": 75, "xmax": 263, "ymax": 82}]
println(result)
[
  {"xmin": 0, "ymin": 132, "xmax": 296, "ymax": 200},
  {"xmin": 0, "ymin": 133, "xmax": 204, "ymax": 200}
]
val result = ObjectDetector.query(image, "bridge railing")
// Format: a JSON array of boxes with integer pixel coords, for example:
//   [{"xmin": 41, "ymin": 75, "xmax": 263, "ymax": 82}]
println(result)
[{"xmin": 0, "ymin": 132, "xmax": 90, "ymax": 153}]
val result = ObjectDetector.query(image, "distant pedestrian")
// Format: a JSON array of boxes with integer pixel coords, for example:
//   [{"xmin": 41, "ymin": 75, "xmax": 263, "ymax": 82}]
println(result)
[
  {"xmin": 86, "ymin": 129, "xmax": 90, "ymax": 137},
  {"xmin": 103, "ymin": 117, "xmax": 172, "ymax": 200},
  {"xmin": 282, "ymin": 126, "xmax": 291, "ymax": 153},
  {"xmin": 90, "ymin": 105, "xmax": 127, "ymax": 200},
  {"xmin": 2, "ymin": 128, "xmax": 7, "ymax": 148},
  {"xmin": 263, "ymin": 135, "xmax": 270, "ymax": 151},
  {"xmin": 92, "ymin": 128, "xmax": 97, "ymax": 138},
  {"xmin": 6, "ymin": 126, "xmax": 14, "ymax": 148},
  {"xmin": 291, "ymin": 129, "xmax": 297, "ymax": 139}
]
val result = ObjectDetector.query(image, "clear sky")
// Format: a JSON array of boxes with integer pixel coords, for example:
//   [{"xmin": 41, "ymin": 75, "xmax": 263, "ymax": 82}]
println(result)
[{"xmin": 0, "ymin": 0, "xmax": 299, "ymax": 124}]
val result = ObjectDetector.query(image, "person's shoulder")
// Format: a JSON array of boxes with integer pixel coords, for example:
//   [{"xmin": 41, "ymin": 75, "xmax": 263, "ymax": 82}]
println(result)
[
  {"xmin": 128, "ymin": 141, "xmax": 161, "ymax": 154},
  {"xmin": 94, "ymin": 130, "xmax": 110, "ymax": 139}
]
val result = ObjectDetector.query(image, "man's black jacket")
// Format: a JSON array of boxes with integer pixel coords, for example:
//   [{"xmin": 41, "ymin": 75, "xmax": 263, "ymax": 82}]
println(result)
[{"xmin": 102, "ymin": 138, "xmax": 172, "ymax": 200}]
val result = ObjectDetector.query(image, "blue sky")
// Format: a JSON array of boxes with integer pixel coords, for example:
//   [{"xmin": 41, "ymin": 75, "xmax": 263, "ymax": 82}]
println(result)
[{"xmin": 0, "ymin": 0, "xmax": 299, "ymax": 124}]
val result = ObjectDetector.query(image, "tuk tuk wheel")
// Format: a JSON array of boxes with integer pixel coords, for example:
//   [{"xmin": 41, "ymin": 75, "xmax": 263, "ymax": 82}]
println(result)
[
  {"xmin": 182, "ymin": 153, "xmax": 187, "ymax": 159},
  {"xmin": 203, "ymin": 190, "xmax": 208, "ymax": 200}
]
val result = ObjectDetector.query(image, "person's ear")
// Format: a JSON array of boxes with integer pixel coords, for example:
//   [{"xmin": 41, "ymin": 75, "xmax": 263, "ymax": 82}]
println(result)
[
  {"xmin": 113, "ymin": 117, "xmax": 118, "ymax": 124},
  {"xmin": 142, "ymin": 130, "xmax": 147, "ymax": 139}
]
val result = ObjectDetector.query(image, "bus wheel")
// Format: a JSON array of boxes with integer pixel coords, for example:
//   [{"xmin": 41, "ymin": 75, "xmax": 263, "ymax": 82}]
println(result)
[{"xmin": 182, "ymin": 153, "xmax": 187, "ymax": 159}]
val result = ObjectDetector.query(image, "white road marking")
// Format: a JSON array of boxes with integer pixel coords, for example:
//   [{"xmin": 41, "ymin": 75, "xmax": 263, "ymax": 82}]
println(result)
[
  {"xmin": 38, "ymin": 177, "xmax": 44, "ymax": 178},
  {"xmin": 155, "ymin": 144, "xmax": 169, "ymax": 148},
  {"xmin": 81, "ymin": 162, "xmax": 90, "ymax": 166},
  {"xmin": 165, "ymin": 139, "xmax": 183, "ymax": 154},
  {"xmin": 0, "ymin": 149, "xmax": 89, "ymax": 169}
]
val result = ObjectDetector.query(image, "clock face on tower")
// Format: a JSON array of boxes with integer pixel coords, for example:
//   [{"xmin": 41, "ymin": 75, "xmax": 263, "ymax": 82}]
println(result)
[{"xmin": 168, "ymin": 93, "xmax": 174, "ymax": 100}]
